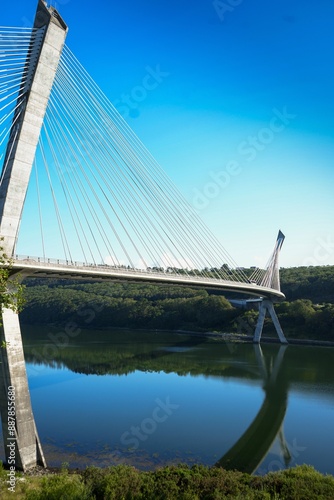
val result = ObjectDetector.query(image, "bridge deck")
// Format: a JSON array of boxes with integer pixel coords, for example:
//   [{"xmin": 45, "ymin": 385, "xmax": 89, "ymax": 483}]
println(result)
[{"xmin": 9, "ymin": 257, "xmax": 285, "ymax": 300}]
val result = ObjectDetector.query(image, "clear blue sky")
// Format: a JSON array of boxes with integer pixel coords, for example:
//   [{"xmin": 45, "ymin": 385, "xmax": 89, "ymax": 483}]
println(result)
[{"xmin": 2, "ymin": 0, "xmax": 334, "ymax": 268}]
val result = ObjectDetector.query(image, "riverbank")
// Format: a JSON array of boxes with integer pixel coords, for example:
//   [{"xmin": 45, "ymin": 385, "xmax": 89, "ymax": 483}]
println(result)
[
  {"xmin": 174, "ymin": 329, "xmax": 334, "ymax": 348},
  {"xmin": 1, "ymin": 463, "xmax": 334, "ymax": 499},
  {"xmin": 25, "ymin": 321, "xmax": 334, "ymax": 349}
]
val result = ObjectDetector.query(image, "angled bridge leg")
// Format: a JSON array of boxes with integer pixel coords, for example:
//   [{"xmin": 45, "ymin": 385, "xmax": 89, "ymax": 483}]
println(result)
[{"xmin": 253, "ymin": 299, "xmax": 288, "ymax": 344}]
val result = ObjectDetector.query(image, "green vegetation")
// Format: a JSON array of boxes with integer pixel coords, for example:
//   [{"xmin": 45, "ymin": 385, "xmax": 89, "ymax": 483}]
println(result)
[
  {"xmin": 20, "ymin": 266, "xmax": 334, "ymax": 341},
  {"xmin": 1, "ymin": 463, "xmax": 334, "ymax": 499},
  {"xmin": 280, "ymin": 266, "xmax": 334, "ymax": 303},
  {"xmin": 0, "ymin": 240, "xmax": 25, "ymax": 320},
  {"xmin": 21, "ymin": 280, "xmax": 237, "ymax": 332}
]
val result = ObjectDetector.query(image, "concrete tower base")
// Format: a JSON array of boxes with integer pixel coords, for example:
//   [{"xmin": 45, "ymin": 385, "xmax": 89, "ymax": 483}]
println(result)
[{"xmin": 0, "ymin": 307, "xmax": 46, "ymax": 470}]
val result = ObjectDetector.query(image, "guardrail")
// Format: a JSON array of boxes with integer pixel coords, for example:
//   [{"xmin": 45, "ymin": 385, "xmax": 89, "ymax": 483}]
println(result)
[
  {"xmin": 10, "ymin": 254, "xmax": 285, "ymax": 300},
  {"xmin": 13, "ymin": 254, "xmax": 245, "ymax": 285}
]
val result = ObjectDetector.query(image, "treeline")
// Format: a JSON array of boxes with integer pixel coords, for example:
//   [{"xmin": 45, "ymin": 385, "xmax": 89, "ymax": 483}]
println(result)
[
  {"xmin": 20, "ymin": 265, "xmax": 334, "ymax": 341},
  {"xmin": 21, "ymin": 281, "xmax": 236, "ymax": 331},
  {"xmin": 280, "ymin": 265, "xmax": 334, "ymax": 303}
]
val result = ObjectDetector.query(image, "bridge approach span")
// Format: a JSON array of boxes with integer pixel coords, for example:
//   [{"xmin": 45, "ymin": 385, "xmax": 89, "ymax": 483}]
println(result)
[{"xmin": 11, "ymin": 257, "xmax": 285, "ymax": 301}]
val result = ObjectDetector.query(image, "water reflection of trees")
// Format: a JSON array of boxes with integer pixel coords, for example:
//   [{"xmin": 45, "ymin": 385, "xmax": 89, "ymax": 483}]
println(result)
[
  {"xmin": 23, "ymin": 329, "xmax": 333, "ymax": 386},
  {"xmin": 21, "ymin": 330, "xmax": 334, "ymax": 473}
]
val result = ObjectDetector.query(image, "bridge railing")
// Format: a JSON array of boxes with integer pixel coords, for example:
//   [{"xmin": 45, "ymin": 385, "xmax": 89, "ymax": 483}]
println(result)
[
  {"xmin": 14, "ymin": 254, "xmax": 135, "ymax": 271},
  {"xmin": 11, "ymin": 254, "xmax": 287, "ymax": 299},
  {"xmin": 13, "ymin": 254, "xmax": 243, "ymax": 285}
]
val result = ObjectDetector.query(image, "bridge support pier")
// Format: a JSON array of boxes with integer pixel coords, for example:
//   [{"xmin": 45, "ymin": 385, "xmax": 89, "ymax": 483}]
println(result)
[
  {"xmin": 0, "ymin": 306, "xmax": 46, "ymax": 470},
  {"xmin": 253, "ymin": 299, "xmax": 288, "ymax": 344},
  {"xmin": 0, "ymin": 0, "xmax": 67, "ymax": 470}
]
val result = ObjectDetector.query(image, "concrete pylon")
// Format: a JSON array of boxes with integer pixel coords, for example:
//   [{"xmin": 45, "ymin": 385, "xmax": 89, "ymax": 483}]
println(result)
[
  {"xmin": 0, "ymin": 1, "xmax": 68, "ymax": 470},
  {"xmin": 253, "ymin": 231, "xmax": 287, "ymax": 344},
  {"xmin": 0, "ymin": 300, "xmax": 46, "ymax": 470},
  {"xmin": 0, "ymin": 0, "xmax": 68, "ymax": 258},
  {"xmin": 260, "ymin": 230, "xmax": 285, "ymax": 292}
]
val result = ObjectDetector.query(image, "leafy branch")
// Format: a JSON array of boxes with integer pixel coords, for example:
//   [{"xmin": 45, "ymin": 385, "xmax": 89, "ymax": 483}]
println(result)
[{"xmin": 0, "ymin": 238, "xmax": 25, "ymax": 320}]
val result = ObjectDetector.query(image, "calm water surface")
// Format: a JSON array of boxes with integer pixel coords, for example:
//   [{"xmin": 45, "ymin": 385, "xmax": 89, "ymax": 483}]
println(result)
[{"xmin": 1, "ymin": 326, "xmax": 333, "ymax": 474}]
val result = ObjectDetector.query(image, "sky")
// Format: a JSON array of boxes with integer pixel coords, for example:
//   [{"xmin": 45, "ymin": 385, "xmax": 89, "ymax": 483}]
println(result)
[{"xmin": 2, "ymin": 0, "xmax": 334, "ymax": 268}]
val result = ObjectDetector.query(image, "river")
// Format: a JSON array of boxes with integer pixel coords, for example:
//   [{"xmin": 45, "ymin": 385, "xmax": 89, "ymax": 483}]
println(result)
[{"xmin": 1, "ymin": 326, "xmax": 333, "ymax": 474}]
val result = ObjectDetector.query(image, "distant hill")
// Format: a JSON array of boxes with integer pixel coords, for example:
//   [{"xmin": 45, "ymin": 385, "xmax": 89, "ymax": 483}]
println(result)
[{"xmin": 280, "ymin": 265, "xmax": 334, "ymax": 303}]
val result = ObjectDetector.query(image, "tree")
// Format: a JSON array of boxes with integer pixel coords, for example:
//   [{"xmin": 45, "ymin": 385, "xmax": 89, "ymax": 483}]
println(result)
[{"xmin": 0, "ymin": 240, "xmax": 25, "ymax": 323}]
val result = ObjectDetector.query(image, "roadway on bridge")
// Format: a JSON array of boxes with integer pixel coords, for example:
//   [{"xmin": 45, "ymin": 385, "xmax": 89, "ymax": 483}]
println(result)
[{"xmin": 10, "ymin": 258, "xmax": 285, "ymax": 301}]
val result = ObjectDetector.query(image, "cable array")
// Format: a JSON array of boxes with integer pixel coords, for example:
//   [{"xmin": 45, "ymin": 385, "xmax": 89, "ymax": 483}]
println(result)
[
  {"xmin": 24, "ymin": 45, "xmax": 251, "ymax": 281},
  {"xmin": 2, "ymin": 35, "xmax": 253, "ymax": 283},
  {"xmin": 0, "ymin": 27, "xmax": 45, "ymax": 182},
  {"xmin": 249, "ymin": 267, "xmax": 267, "ymax": 285}
]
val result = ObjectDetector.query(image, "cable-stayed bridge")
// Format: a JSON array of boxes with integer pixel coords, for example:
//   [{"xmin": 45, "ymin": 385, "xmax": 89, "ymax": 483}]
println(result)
[
  {"xmin": 0, "ymin": 2, "xmax": 286, "ymax": 305},
  {"xmin": 0, "ymin": 1, "xmax": 288, "ymax": 470}
]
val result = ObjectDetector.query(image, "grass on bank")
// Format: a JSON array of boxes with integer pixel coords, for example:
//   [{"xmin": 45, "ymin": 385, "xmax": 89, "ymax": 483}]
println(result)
[{"xmin": 1, "ymin": 463, "xmax": 334, "ymax": 499}]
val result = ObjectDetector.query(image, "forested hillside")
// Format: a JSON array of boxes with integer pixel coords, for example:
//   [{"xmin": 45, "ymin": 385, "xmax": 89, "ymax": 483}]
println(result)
[
  {"xmin": 21, "ymin": 281, "xmax": 236, "ymax": 331},
  {"xmin": 20, "ymin": 266, "xmax": 334, "ymax": 341},
  {"xmin": 281, "ymin": 266, "xmax": 334, "ymax": 303}
]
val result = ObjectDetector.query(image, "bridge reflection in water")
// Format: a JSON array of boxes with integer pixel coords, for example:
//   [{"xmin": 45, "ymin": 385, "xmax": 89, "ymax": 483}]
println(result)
[
  {"xmin": 123, "ymin": 341, "xmax": 291, "ymax": 474},
  {"xmin": 217, "ymin": 345, "xmax": 289, "ymax": 473},
  {"xmin": 0, "ymin": 329, "xmax": 296, "ymax": 473}
]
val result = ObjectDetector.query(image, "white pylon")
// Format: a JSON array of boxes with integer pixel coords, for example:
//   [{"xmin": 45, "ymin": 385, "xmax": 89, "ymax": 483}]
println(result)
[{"xmin": 254, "ymin": 230, "xmax": 288, "ymax": 344}]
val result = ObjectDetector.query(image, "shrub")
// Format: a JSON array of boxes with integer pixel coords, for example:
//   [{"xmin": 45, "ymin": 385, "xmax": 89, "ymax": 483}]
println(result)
[
  {"xmin": 25, "ymin": 471, "xmax": 91, "ymax": 500},
  {"xmin": 83, "ymin": 465, "xmax": 142, "ymax": 499}
]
